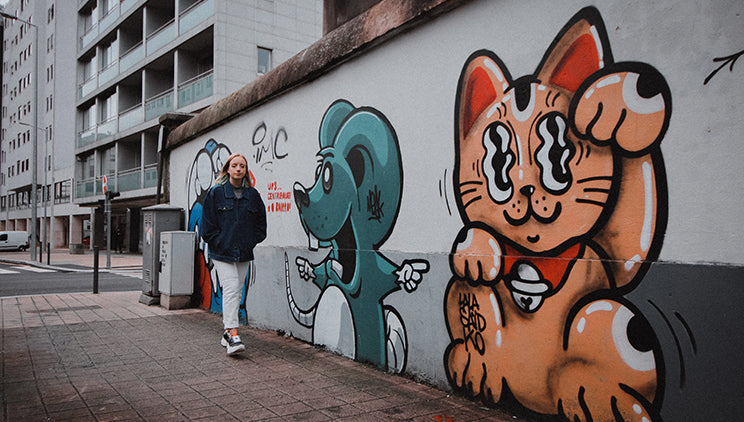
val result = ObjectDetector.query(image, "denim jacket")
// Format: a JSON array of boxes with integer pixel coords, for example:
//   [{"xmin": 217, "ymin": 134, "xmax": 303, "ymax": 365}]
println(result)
[{"xmin": 201, "ymin": 183, "xmax": 267, "ymax": 262}]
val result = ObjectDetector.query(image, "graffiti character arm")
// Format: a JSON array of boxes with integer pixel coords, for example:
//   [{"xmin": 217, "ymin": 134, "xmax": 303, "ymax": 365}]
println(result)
[
  {"xmin": 394, "ymin": 260, "xmax": 429, "ymax": 292},
  {"xmin": 296, "ymin": 256, "xmax": 335, "ymax": 290},
  {"xmin": 450, "ymin": 227, "xmax": 502, "ymax": 283},
  {"xmin": 571, "ymin": 63, "xmax": 671, "ymax": 155}
]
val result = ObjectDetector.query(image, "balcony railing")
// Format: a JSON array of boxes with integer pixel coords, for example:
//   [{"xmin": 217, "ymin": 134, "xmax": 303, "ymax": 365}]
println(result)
[
  {"xmin": 75, "ymin": 178, "xmax": 95, "ymax": 198},
  {"xmin": 120, "ymin": 42, "xmax": 144, "ymax": 72},
  {"xmin": 118, "ymin": 104, "xmax": 144, "ymax": 131},
  {"xmin": 146, "ymin": 19, "xmax": 175, "ymax": 55},
  {"xmin": 178, "ymin": 70, "xmax": 213, "ymax": 108},
  {"xmin": 99, "ymin": 4, "xmax": 120, "ymax": 32},
  {"xmin": 76, "ymin": 166, "xmax": 158, "ymax": 199},
  {"xmin": 179, "ymin": 0, "xmax": 214, "ymax": 35},
  {"xmin": 99, "ymin": 61, "xmax": 118, "ymax": 86},
  {"xmin": 144, "ymin": 163, "xmax": 158, "ymax": 188},
  {"xmin": 77, "ymin": 127, "xmax": 97, "ymax": 148},
  {"xmin": 79, "ymin": 23, "xmax": 98, "ymax": 51},
  {"xmin": 79, "ymin": 75, "xmax": 98, "ymax": 99},
  {"xmin": 97, "ymin": 117, "xmax": 117, "ymax": 140},
  {"xmin": 145, "ymin": 89, "xmax": 174, "ymax": 121},
  {"xmin": 118, "ymin": 167, "xmax": 142, "ymax": 192},
  {"xmin": 121, "ymin": 0, "xmax": 139, "ymax": 13}
]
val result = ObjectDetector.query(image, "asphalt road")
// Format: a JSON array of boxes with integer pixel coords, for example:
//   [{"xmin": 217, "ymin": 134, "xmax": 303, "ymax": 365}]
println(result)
[{"xmin": 0, "ymin": 262, "xmax": 142, "ymax": 297}]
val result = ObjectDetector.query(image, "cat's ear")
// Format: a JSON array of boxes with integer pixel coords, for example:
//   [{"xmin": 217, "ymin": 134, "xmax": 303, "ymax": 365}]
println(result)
[
  {"xmin": 456, "ymin": 51, "xmax": 512, "ymax": 139},
  {"xmin": 536, "ymin": 6, "xmax": 613, "ymax": 93}
]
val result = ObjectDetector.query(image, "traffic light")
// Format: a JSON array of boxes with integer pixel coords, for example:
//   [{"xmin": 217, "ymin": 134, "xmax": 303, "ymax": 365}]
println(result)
[{"xmin": 106, "ymin": 191, "xmax": 120, "ymax": 200}]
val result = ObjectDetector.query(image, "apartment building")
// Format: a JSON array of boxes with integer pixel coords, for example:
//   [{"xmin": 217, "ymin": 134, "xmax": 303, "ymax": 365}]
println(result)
[
  {"xmin": 0, "ymin": 0, "xmax": 76, "ymax": 254},
  {"xmin": 0, "ymin": 0, "xmax": 322, "ymax": 253}
]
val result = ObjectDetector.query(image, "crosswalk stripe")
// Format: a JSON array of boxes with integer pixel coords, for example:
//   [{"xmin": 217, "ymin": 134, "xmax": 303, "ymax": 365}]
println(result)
[
  {"xmin": 11, "ymin": 266, "xmax": 56, "ymax": 273},
  {"xmin": 0, "ymin": 268, "xmax": 20, "ymax": 275}
]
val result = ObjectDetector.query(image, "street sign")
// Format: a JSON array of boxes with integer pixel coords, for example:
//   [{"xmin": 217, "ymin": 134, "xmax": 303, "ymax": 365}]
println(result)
[{"xmin": 102, "ymin": 175, "xmax": 107, "ymax": 194}]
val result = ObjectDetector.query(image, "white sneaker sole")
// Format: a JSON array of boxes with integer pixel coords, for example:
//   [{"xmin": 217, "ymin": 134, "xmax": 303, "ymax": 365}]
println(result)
[{"xmin": 221, "ymin": 337, "xmax": 246, "ymax": 355}]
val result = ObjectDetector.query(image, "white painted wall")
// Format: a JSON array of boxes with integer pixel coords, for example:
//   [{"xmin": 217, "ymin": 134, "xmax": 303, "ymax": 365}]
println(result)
[{"xmin": 169, "ymin": 0, "xmax": 744, "ymax": 418}]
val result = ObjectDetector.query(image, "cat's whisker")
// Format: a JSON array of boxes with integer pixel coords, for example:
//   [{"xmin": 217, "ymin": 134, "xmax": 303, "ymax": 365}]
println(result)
[
  {"xmin": 577, "ymin": 176, "xmax": 613, "ymax": 184},
  {"xmin": 463, "ymin": 195, "xmax": 482, "ymax": 209},
  {"xmin": 575, "ymin": 198, "xmax": 607, "ymax": 207},
  {"xmin": 459, "ymin": 180, "xmax": 484, "ymax": 188},
  {"xmin": 583, "ymin": 187, "xmax": 610, "ymax": 194}
]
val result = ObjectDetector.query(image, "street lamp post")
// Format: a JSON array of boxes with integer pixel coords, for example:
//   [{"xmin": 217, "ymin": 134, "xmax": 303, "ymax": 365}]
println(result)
[
  {"xmin": 20, "ymin": 122, "xmax": 50, "ymax": 264},
  {"xmin": 2, "ymin": 12, "xmax": 39, "ymax": 261}
]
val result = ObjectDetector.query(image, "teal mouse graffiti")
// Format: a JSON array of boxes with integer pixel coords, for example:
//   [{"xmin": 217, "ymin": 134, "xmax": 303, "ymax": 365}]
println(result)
[{"xmin": 287, "ymin": 100, "xmax": 429, "ymax": 372}]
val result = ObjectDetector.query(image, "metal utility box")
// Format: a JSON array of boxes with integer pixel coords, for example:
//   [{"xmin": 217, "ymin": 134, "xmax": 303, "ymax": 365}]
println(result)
[
  {"xmin": 158, "ymin": 231, "xmax": 195, "ymax": 309},
  {"xmin": 139, "ymin": 205, "xmax": 182, "ymax": 305}
]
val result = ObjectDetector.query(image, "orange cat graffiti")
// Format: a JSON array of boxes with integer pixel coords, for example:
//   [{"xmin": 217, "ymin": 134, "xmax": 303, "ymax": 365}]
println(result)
[{"xmin": 444, "ymin": 7, "xmax": 671, "ymax": 421}]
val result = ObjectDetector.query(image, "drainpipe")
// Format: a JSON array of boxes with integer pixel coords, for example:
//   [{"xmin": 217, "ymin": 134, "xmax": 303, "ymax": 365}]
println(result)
[{"xmin": 156, "ymin": 113, "xmax": 194, "ymax": 204}]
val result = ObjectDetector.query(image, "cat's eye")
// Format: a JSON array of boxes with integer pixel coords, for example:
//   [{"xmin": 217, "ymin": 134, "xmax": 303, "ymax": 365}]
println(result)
[
  {"xmin": 482, "ymin": 122, "xmax": 514, "ymax": 203},
  {"xmin": 535, "ymin": 112, "xmax": 575, "ymax": 194}
]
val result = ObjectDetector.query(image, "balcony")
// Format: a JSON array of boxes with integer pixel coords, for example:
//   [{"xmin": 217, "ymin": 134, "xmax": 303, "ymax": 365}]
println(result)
[
  {"xmin": 145, "ymin": 89, "xmax": 174, "ymax": 121},
  {"xmin": 118, "ymin": 167, "xmax": 142, "ymax": 192},
  {"xmin": 75, "ymin": 178, "xmax": 95, "ymax": 198},
  {"xmin": 144, "ymin": 163, "xmax": 158, "ymax": 188},
  {"xmin": 119, "ymin": 104, "xmax": 144, "ymax": 131},
  {"xmin": 178, "ymin": 70, "xmax": 213, "ymax": 108},
  {"xmin": 99, "ymin": 61, "xmax": 118, "ymax": 86},
  {"xmin": 99, "ymin": 5, "xmax": 120, "ymax": 32},
  {"xmin": 77, "ymin": 117, "xmax": 118, "ymax": 148},
  {"xmin": 79, "ymin": 24, "xmax": 98, "ymax": 51},
  {"xmin": 79, "ymin": 75, "xmax": 98, "ymax": 99},
  {"xmin": 146, "ymin": 19, "xmax": 176, "ymax": 56},
  {"xmin": 77, "ymin": 127, "xmax": 97, "ymax": 148},
  {"xmin": 97, "ymin": 117, "xmax": 117, "ymax": 140},
  {"xmin": 179, "ymin": 0, "xmax": 214, "ymax": 35},
  {"xmin": 76, "ymin": 166, "xmax": 158, "ymax": 199},
  {"xmin": 121, "ymin": 0, "xmax": 139, "ymax": 14},
  {"xmin": 120, "ymin": 42, "xmax": 144, "ymax": 73}
]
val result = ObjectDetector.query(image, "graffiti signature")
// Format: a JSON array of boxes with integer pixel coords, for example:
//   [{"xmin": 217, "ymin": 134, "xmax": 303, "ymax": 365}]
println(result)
[{"xmin": 252, "ymin": 122, "xmax": 289, "ymax": 169}]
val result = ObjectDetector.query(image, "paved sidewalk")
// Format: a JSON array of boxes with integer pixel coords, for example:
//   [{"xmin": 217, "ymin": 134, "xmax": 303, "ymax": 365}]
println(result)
[{"xmin": 0, "ymin": 252, "xmax": 519, "ymax": 421}]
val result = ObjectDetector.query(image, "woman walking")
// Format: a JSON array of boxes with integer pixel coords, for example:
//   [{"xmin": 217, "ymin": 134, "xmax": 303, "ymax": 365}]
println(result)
[{"xmin": 201, "ymin": 153, "xmax": 267, "ymax": 355}]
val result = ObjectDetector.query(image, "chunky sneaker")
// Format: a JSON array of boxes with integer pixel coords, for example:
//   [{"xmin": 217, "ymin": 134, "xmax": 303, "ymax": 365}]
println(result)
[{"xmin": 221, "ymin": 330, "xmax": 246, "ymax": 356}]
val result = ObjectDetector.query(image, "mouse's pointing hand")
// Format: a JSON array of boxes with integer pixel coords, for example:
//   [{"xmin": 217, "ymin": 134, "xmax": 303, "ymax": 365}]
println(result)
[{"xmin": 395, "ymin": 260, "xmax": 430, "ymax": 292}]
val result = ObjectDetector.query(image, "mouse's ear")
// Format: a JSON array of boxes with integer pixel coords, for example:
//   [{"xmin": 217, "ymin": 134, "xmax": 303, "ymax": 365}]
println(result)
[{"xmin": 319, "ymin": 100, "xmax": 355, "ymax": 148}]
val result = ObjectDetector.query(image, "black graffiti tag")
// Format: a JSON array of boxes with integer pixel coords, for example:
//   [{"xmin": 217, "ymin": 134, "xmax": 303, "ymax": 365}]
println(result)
[
  {"xmin": 459, "ymin": 293, "xmax": 487, "ymax": 355},
  {"xmin": 252, "ymin": 122, "xmax": 289, "ymax": 168},
  {"xmin": 367, "ymin": 185, "xmax": 384, "ymax": 221}
]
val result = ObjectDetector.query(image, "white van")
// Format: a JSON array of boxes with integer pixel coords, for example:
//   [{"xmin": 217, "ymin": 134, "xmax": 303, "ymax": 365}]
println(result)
[{"xmin": 0, "ymin": 231, "xmax": 29, "ymax": 251}]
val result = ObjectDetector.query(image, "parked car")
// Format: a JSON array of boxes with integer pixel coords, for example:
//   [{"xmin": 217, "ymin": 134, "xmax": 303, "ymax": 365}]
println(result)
[{"xmin": 0, "ymin": 231, "xmax": 29, "ymax": 251}]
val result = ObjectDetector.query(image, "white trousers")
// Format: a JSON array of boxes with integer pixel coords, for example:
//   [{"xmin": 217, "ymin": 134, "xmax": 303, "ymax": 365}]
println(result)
[{"xmin": 212, "ymin": 259, "xmax": 251, "ymax": 329}]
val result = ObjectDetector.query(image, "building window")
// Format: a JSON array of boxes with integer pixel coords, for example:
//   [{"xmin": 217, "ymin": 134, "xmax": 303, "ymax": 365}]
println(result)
[
  {"xmin": 257, "ymin": 47, "xmax": 272, "ymax": 76},
  {"xmin": 55, "ymin": 180, "xmax": 71, "ymax": 204}
]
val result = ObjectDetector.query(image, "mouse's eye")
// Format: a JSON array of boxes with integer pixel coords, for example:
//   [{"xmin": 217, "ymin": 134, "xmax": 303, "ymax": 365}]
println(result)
[
  {"xmin": 322, "ymin": 162, "xmax": 333, "ymax": 193},
  {"xmin": 315, "ymin": 162, "xmax": 322, "ymax": 181}
]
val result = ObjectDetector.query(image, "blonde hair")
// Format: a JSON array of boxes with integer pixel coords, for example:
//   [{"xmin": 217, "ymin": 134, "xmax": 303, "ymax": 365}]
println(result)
[{"xmin": 216, "ymin": 153, "xmax": 252, "ymax": 188}]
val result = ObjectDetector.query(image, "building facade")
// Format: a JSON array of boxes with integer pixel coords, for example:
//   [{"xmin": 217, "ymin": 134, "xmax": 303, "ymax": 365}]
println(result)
[{"xmin": 0, "ymin": 0, "xmax": 322, "ymax": 252}]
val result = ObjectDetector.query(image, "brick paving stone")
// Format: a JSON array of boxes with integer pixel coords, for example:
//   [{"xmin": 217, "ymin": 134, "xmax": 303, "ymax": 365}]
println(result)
[{"xmin": 0, "ymin": 283, "xmax": 518, "ymax": 422}]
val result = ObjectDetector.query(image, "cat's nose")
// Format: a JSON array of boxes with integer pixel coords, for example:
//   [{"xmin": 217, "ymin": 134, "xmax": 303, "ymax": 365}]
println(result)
[{"xmin": 520, "ymin": 185, "xmax": 535, "ymax": 197}]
